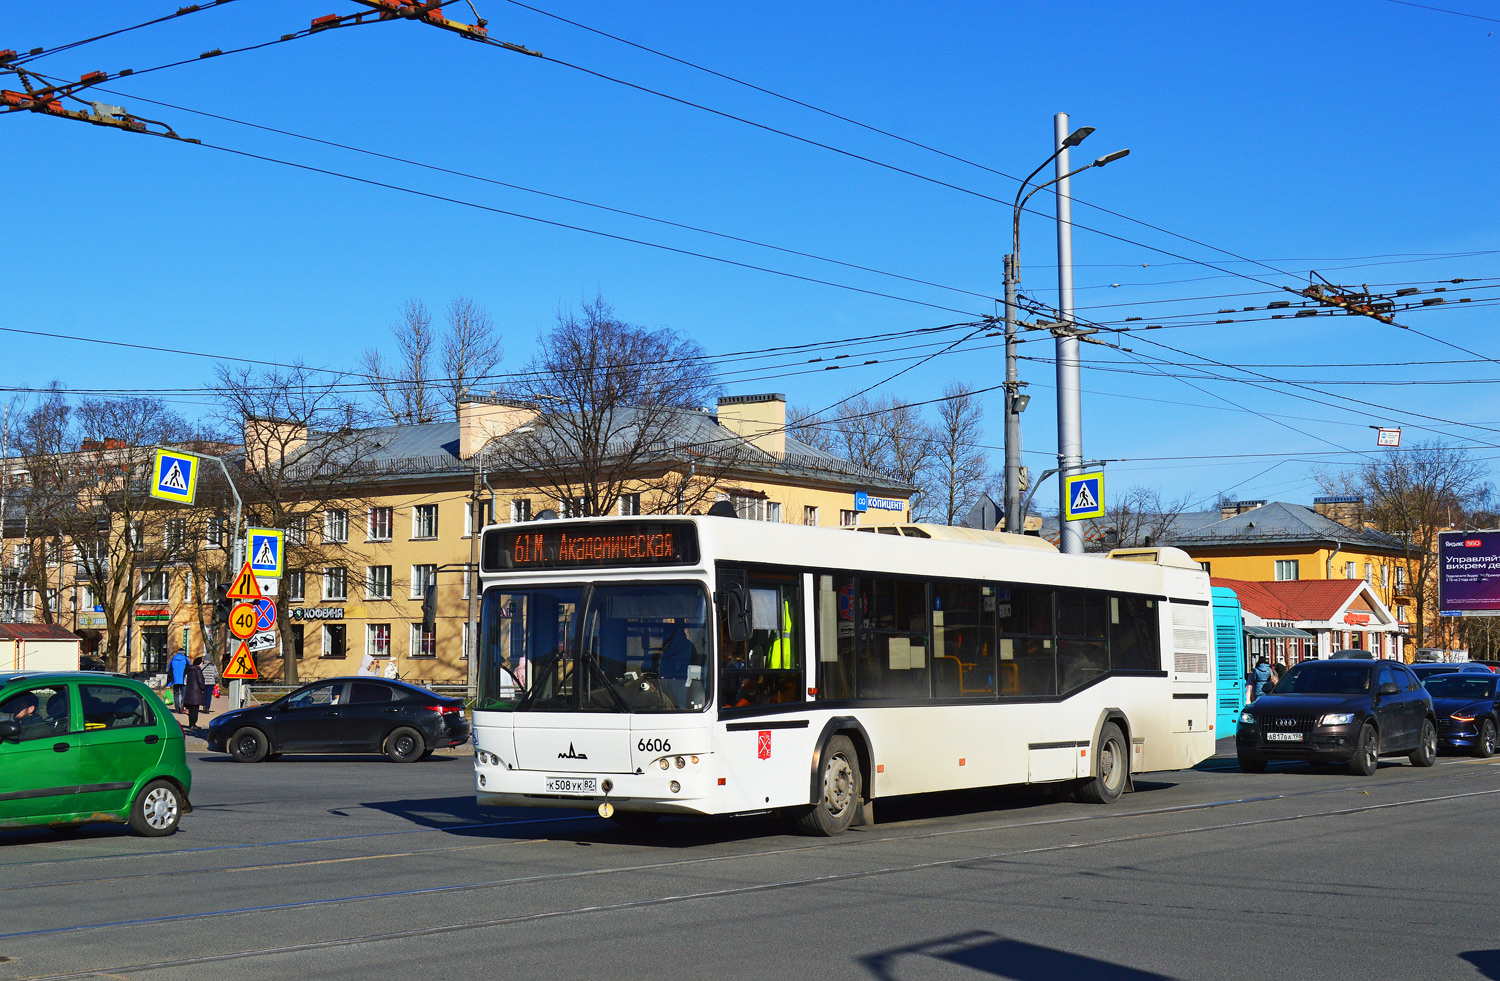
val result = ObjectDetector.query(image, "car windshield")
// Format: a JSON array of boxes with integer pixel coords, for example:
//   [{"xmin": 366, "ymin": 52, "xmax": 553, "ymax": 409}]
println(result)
[
  {"xmin": 477, "ymin": 582, "xmax": 712, "ymax": 714},
  {"xmin": 1424, "ymin": 675, "xmax": 1497, "ymax": 699},
  {"xmin": 1275, "ymin": 662, "xmax": 1372, "ymax": 695}
]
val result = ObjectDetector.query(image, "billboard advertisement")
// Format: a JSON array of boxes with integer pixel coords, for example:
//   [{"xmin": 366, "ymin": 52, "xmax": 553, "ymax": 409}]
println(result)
[{"xmin": 1438, "ymin": 531, "xmax": 1500, "ymax": 616}]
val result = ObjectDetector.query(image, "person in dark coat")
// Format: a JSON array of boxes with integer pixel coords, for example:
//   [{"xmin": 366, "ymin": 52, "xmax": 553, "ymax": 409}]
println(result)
[{"xmin": 183, "ymin": 656, "xmax": 210, "ymax": 728}]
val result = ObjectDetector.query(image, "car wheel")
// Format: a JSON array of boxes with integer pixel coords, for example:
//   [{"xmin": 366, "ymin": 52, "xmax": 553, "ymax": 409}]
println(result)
[
  {"xmin": 1077, "ymin": 723, "xmax": 1128, "ymax": 803},
  {"xmin": 128, "ymin": 780, "xmax": 183, "ymax": 837},
  {"xmin": 795, "ymin": 735, "xmax": 861, "ymax": 836},
  {"xmin": 1410, "ymin": 719, "xmax": 1437, "ymax": 767},
  {"xmin": 1238, "ymin": 753, "xmax": 1268, "ymax": 773},
  {"xmin": 1348, "ymin": 723, "xmax": 1379, "ymax": 776},
  {"xmin": 385, "ymin": 726, "xmax": 425, "ymax": 763},
  {"xmin": 1477, "ymin": 719, "xmax": 1497, "ymax": 759},
  {"xmin": 229, "ymin": 727, "xmax": 269, "ymax": 763}
]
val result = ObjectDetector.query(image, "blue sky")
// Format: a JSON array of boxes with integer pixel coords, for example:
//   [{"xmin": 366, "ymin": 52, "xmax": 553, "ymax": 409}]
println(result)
[{"xmin": 3, "ymin": 0, "xmax": 1498, "ymax": 511}]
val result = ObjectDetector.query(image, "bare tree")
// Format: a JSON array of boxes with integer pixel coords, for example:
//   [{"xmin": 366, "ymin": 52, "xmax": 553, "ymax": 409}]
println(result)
[
  {"xmin": 787, "ymin": 404, "xmax": 837, "ymax": 453},
  {"xmin": 828, "ymin": 396, "xmax": 935, "ymax": 520},
  {"xmin": 1318, "ymin": 443, "xmax": 1493, "ymax": 648},
  {"xmin": 496, "ymin": 297, "xmax": 724, "ymax": 517},
  {"xmin": 214, "ymin": 364, "xmax": 379, "ymax": 685},
  {"xmin": 1099, "ymin": 485, "xmax": 1199, "ymax": 550},
  {"xmin": 440, "ymin": 296, "xmax": 504, "ymax": 418},
  {"xmin": 361, "ymin": 300, "xmax": 438, "ymax": 425},
  {"xmin": 932, "ymin": 383, "xmax": 989, "ymax": 525}
]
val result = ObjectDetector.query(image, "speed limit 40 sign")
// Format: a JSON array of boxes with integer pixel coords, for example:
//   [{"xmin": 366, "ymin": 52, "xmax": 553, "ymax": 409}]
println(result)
[{"xmin": 229, "ymin": 602, "xmax": 259, "ymax": 639}]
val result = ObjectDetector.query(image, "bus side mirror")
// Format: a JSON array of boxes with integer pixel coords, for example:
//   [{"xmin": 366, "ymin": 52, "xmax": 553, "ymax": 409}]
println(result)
[{"xmin": 718, "ymin": 582, "xmax": 752, "ymax": 644}]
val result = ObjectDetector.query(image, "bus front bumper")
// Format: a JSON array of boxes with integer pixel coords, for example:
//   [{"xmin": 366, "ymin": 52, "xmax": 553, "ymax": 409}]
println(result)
[{"xmin": 474, "ymin": 767, "xmax": 717, "ymax": 815}]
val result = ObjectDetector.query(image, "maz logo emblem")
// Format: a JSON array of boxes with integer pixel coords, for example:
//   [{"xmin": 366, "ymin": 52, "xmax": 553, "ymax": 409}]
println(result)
[{"xmin": 558, "ymin": 743, "xmax": 589, "ymax": 760}]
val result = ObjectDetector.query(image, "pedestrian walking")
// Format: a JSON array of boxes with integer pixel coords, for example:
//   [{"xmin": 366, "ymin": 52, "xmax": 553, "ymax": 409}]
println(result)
[
  {"xmin": 183, "ymin": 656, "xmax": 210, "ymax": 729},
  {"xmin": 168, "ymin": 649, "xmax": 189, "ymax": 712},
  {"xmin": 1246, "ymin": 657, "xmax": 1272, "ymax": 702}
]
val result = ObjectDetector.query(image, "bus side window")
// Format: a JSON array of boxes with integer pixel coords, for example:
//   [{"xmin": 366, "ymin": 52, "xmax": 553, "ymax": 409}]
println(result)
[
  {"xmin": 997, "ymin": 586, "xmax": 1056, "ymax": 697},
  {"xmin": 720, "ymin": 577, "xmax": 803, "ymax": 709},
  {"xmin": 816, "ymin": 574, "xmax": 856, "ymax": 701},
  {"xmin": 932, "ymin": 582, "xmax": 995, "ymax": 698}
]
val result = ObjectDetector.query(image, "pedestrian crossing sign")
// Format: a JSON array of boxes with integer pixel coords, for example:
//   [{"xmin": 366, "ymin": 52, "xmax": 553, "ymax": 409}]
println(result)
[
  {"xmin": 247, "ymin": 528, "xmax": 284, "ymax": 577},
  {"xmin": 1064, "ymin": 471, "xmax": 1105, "ymax": 521},
  {"xmin": 222, "ymin": 641, "xmax": 260, "ymax": 680},
  {"xmin": 149, "ymin": 449, "xmax": 198, "ymax": 504}
]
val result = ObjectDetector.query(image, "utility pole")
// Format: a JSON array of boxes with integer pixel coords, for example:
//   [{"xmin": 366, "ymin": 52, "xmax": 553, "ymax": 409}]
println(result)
[
  {"xmin": 1054, "ymin": 112, "xmax": 1084, "ymax": 555},
  {"xmin": 465, "ymin": 468, "xmax": 482, "ymax": 696},
  {"xmin": 1002, "ymin": 257, "xmax": 1024, "ymax": 532}
]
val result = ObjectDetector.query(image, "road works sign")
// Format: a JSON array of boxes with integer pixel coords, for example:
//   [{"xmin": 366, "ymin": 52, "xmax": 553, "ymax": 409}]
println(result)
[
  {"xmin": 149, "ymin": 449, "xmax": 198, "ymax": 504},
  {"xmin": 222, "ymin": 641, "xmax": 260, "ymax": 680},
  {"xmin": 248, "ymin": 528, "xmax": 284, "ymax": 577},
  {"xmin": 1063, "ymin": 471, "xmax": 1105, "ymax": 521}
]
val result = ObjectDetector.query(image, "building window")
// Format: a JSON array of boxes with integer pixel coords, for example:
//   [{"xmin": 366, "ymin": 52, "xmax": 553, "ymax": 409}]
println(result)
[
  {"xmin": 141, "ymin": 571, "xmax": 169, "ymax": 603},
  {"xmin": 1344, "ymin": 561, "xmax": 1356, "ymax": 578},
  {"xmin": 1396, "ymin": 567, "xmax": 1408, "ymax": 590},
  {"xmin": 462, "ymin": 621, "xmax": 471, "ymax": 660},
  {"xmin": 619, "ymin": 493, "xmax": 641, "ymax": 516},
  {"xmin": 410, "ymin": 623, "xmax": 436, "ymax": 658},
  {"xmin": 804, "ymin": 505, "xmax": 819, "ymax": 526},
  {"xmin": 1274, "ymin": 560, "xmax": 1299, "ymax": 581},
  {"xmin": 562, "ymin": 495, "xmax": 588, "ymax": 518},
  {"xmin": 839, "ymin": 509, "xmax": 858, "ymax": 527},
  {"xmin": 1381, "ymin": 565, "xmax": 1389, "ymax": 588},
  {"xmin": 205, "ymin": 516, "xmax": 227, "ymax": 548},
  {"xmin": 511, "ymin": 499, "xmax": 531, "ymax": 523},
  {"xmin": 289, "ymin": 624, "xmax": 305, "ymax": 661},
  {"xmin": 126, "ymin": 521, "xmax": 143, "ymax": 552},
  {"xmin": 366, "ymin": 565, "xmax": 392, "ymax": 600},
  {"xmin": 322, "ymin": 623, "xmax": 347, "ymax": 659},
  {"xmin": 164, "ymin": 518, "xmax": 187, "ymax": 552},
  {"xmin": 729, "ymin": 493, "xmax": 767, "ymax": 521},
  {"xmin": 766, "ymin": 502, "xmax": 782, "ymax": 522},
  {"xmin": 287, "ymin": 516, "xmax": 306, "ymax": 545},
  {"xmin": 411, "ymin": 564, "xmax": 436, "ymax": 600},
  {"xmin": 182, "ymin": 573, "xmax": 194, "ymax": 604},
  {"xmin": 286, "ymin": 571, "xmax": 305, "ymax": 603},
  {"xmin": 1199, "ymin": 561, "xmax": 1212, "ymax": 575},
  {"xmin": 79, "ymin": 583, "xmax": 98, "ymax": 611},
  {"xmin": 412, "ymin": 504, "xmax": 438, "ymax": 539},
  {"xmin": 465, "ymin": 499, "xmax": 493, "ymax": 537},
  {"xmin": 1397, "ymin": 604, "xmax": 1408, "ymax": 623},
  {"xmin": 324, "ymin": 509, "xmax": 349, "ymax": 544},
  {"xmin": 1364, "ymin": 562, "xmax": 1373, "ymax": 584},
  {"xmin": 323, "ymin": 567, "xmax": 347, "ymax": 601},
  {"xmin": 367, "ymin": 623, "xmax": 391, "ymax": 658},
  {"xmin": 368, "ymin": 506, "xmax": 393, "ymax": 541}
]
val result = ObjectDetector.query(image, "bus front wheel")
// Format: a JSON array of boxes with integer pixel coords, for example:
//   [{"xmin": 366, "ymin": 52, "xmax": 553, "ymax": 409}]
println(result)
[
  {"xmin": 1077, "ymin": 723, "xmax": 1127, "ymax": 804},
  {"xmin": 796, "ymin": 735, "xmax": 862, "ymax": 836}
]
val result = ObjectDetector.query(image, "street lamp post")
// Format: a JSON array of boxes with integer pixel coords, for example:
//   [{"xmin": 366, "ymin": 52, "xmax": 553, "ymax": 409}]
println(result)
[{"xmin": 1001, "ymin": 121, "xmax": 1128, "ymax": 542}]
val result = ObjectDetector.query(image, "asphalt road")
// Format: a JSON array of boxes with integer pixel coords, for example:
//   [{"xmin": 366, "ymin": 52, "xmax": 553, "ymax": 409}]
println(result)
[{"xmin": 4, "ymin": 742, "xmax": 1500, "ymax": 981}]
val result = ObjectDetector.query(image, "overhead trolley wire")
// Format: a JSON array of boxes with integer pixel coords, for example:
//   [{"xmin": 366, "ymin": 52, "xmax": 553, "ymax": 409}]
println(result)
[{"xmin": 8, "ymin": 0, "xmax": 240, "ymax": 65}]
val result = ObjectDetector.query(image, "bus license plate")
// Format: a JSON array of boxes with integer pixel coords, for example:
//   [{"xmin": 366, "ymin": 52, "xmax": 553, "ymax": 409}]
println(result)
[
  {"xmin": 546, "ymin": 776, "xmax": 598, "ymax": 795},
  {"xmin": 1265, "ymin": 732, "xmax": 1302, "ymax": 742}
]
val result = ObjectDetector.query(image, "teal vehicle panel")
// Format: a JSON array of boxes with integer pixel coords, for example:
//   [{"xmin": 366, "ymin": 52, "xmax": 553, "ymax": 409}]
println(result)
[{"xmin": 1212, "ymin": 587, "xmax": 1245, "ymax": 736}]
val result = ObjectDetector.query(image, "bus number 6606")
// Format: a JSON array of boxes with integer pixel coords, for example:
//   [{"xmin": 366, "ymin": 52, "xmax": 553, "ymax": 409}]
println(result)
[{"xmin": 638, "ymin": 738, "xmax": 671, "ymax": 753}]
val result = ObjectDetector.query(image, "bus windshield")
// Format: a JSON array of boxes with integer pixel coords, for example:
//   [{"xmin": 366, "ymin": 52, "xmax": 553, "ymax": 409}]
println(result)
[{"xmin": 477, "ymin": 582, "xmax": 712, "ymax": 714}]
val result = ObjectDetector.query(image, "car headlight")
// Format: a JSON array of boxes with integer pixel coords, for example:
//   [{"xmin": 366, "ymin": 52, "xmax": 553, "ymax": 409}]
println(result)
[
  {"xmin": 1319, "ymin": 713, "xmax": 1356, "ymax": 726},
  {"xmin": 1451, "ymin": 713, "xmax": 1477, "ymax": 722},
  {"xmin": 1240, "ymin": 710, "xmax": 1256, "ymax": 724}
]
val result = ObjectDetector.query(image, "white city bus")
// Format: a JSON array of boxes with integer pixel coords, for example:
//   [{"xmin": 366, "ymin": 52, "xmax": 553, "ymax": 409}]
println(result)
[{"xmin": 471, "ymin": 515, "xmax": 1217, "ymax": 835}]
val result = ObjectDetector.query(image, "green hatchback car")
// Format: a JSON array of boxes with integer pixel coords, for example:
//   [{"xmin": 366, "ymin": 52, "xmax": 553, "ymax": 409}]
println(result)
[{"xmin": 0, "ymin": 672, "xmax": 193, "ymax": 836}]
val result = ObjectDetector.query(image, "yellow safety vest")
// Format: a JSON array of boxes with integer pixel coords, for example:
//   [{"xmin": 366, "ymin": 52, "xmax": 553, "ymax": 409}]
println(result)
[{"xmin": 768, "ymin": 599, "xmax": 794, "ymax": 669}]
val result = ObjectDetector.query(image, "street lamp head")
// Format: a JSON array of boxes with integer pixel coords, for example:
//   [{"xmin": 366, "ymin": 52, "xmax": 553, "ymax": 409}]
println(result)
[
  {"xmin": 1061, "ymin": 126, "xmax": 1095, "ymax": 148},
  {"xmin": 1093, "ymin": 148, "xmax": 1130, "ymax": 168}
]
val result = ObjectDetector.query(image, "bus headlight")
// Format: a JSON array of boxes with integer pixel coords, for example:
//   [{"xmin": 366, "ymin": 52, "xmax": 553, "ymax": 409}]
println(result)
[
  {"xmin": 476, "ymin": 750, "xmax": 500, "ymax": 766},
  {"xmin": 675, "ymin": 756, "xmax": 686, "ymax": 769},
  {"xmin": 659, "ymin": 759, "xmax": 670, "ymax": 770},
  {"xmin": 669, "ymin": 780, "xmax": 681, "ymax": 794}
]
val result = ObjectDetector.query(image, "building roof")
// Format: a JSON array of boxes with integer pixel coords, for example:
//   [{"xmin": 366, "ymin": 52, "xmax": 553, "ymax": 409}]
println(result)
[
  {"xmin": 1168, "ymin": 501, "xmax": 1407, "ymax": 553},
  {"xmin": 286, "ymin": 408, "xmax": 912, "ymax": 493},
  {"xmin": 1036, "ymin": 507, "xmax": 1225, "ymax": 547},
  {"xmin": 0, "ymin": 623, "xmax": 80, "ymax": 641},
  {"xmin": 1211, "ymin": 577, "xmax": 1365, "ymax": 622}
]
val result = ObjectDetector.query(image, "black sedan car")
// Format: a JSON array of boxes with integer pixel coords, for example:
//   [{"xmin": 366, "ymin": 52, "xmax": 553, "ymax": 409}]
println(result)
[
  {"xmin": 207, "ymin": 677, "xmax": 471, "ymax": 763},
  {"xmin": 1410, "ymin": 662, "xmax": 1493, "ymax": 682},
  {"xmin": 1425, "ymin": 673, "xmax": 1500, "ymax": 757},
  {"xmin": 1237, "ymin": 658, "xmax": 1436, "ymax": 775}
]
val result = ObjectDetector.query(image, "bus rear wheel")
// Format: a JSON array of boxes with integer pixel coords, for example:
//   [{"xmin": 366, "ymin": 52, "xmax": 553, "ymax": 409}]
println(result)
[
  {"xmin": 1077, "ymin": 723, "xmax": 1127, "ymax": 804},
  {"xmin": 796, "ymin": 735, "xmax": 861, "ymax": 836}
]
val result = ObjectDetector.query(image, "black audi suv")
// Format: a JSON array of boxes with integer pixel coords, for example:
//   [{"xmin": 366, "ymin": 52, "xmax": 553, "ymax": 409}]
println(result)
[{"xmin": 1236, "ymin": 658, "xmax": 1436, "ymax": 775}]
